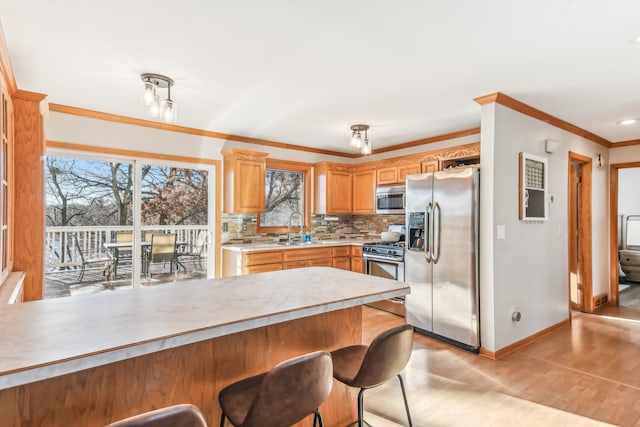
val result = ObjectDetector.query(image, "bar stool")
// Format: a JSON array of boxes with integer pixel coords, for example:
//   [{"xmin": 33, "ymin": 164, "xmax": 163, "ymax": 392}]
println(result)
[
  {"xmin": 330, "ymin": 324, "xmax": 414, "ymax": 427},
  {"xmin": 105, "ymin": 403, "xmax": 207, "ymax": 427},
  {"xmin": 218, "ymin": 350, "xmax": 332, "ymax": 427}
]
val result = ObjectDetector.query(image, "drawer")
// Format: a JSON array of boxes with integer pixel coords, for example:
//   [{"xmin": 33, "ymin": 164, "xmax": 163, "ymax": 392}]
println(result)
[
  {"xmin": 620, "ymin": 250, "xmax": 640, "ymax": 266},
  {"xmin": 350, "ymin": 246, "xmax": 362, "ymax": 256},
  {"xmin": 283, "ymin": 247, "xmax": 333, "ymax": 262},
  {"xmin": 332, "ymin": 246, "xmax": 351, "ymax": 257},
  {"xmin": 243, "ymin": 263, "xmax": 282, "ymax": 274},
  {"xmin": 309, "ymin": 258, "xmax": 333, "ymax": 267},
  {"xmin": 332, "ymin": 256, "xmax": 351, "ymax": 270},
  {"xmin": 283, "ymin": 260, "xmax": 309, "ymax": 270},
  {"xmin": 243, "ymin": 251, "xmax": 283, "ymax": 266}
]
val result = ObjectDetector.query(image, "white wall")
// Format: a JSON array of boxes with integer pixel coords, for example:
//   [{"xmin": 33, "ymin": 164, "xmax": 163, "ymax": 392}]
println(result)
[
  {"xmin": 46, "ymin": 112, "xmax": 476, "ymax": 164},
  {"xmin": 618, "ymin": 168, "xmax": 640, "ymax": 215},
  {"xmin": 480, "ymin": 103, "xmax": 609, "ymax": 352},
  {"xmin": 609, "ymin": 145, "xmax": 640, "ymax": 165}
]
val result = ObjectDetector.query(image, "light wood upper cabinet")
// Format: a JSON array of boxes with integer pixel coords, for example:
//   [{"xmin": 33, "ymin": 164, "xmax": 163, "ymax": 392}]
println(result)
[
  {"xmin": 398, "ymin": 163, "xmax": 421, "ymax": 182},
  {"xmin": 376, "ymin": 167, "xmax": 398, "ymax": 185},
  {"xmin": 352, "ymin": 170, "xmax": 376, "ymax": 214},
  {"xmin": 421, "ymin": 160, "xmax": 439, "ymax": 173},
  {"xmin": 223, "ymin": 149, "xmax": 268, "ymax": 214},
  {"xmin": 377, "ymin": 162, "xmax": 421, "ymax": 185},
  {"xmin": 314, "ymin": 162, "xmax": 352, "ymax": 214}
]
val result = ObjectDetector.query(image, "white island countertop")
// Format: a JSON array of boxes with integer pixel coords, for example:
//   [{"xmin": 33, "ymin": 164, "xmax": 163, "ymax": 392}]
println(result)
[{"xmin": 0, "ymin": 267, "xmax": 409, "ymax": 390}]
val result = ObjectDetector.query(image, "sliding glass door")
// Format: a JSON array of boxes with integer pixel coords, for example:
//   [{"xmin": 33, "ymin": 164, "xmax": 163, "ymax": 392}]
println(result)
[{"xmin": 44, "ymin": 151, "xmax": 215, "ymax": 298}]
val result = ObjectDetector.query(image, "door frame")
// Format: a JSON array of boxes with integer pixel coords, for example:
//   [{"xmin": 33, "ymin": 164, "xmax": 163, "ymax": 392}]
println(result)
[
  {"xmin": 568, "ymin": 152, "xmax": 593, "ymax": 312},
  {"xmin": 609, "ymin": 161, "xmax": 640, "ymax": 306}
]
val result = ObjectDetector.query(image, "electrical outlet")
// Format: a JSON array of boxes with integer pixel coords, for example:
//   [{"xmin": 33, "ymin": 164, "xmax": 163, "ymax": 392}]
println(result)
[
  {"xmin": 242, "ymin": 222, "xmax": 247, "ymax": 232},
  {"xmin": 222, "ymin": 223, "xmax": 228, "ymax": 232}
]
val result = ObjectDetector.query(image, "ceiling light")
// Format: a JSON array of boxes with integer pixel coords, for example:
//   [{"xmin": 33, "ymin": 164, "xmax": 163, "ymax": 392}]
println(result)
[
  {"xmin": 618, "ymin": 118, "xmax": 638, "ymax": 125},
  {"xmin": 140, "ymin": 73, "xmax": 177, "ymax": 123},
  {"xmin": 635, "ymin": 35, "xmax": 640, "ymax": 43},
  {"xmin": 350, "ymin": 124, "xmax": 371, "ymax": 155}
]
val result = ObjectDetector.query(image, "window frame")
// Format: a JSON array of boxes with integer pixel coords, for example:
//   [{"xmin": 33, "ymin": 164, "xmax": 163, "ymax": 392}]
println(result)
[{"xmin": 257, "ymin": 159, "xmax": 311, "ymax": 234}]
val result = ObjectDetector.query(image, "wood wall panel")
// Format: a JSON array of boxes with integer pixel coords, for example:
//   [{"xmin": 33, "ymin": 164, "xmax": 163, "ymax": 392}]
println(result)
[
  {"xmin": 0, "ymin": 307, "xmax": 362, "ymax": 427},
  {"xmin": 12, "ymin": 91, "xmax": 46, "ymax": 301}
]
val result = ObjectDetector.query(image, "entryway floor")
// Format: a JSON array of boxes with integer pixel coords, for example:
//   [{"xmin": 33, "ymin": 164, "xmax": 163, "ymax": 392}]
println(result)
[{"xmin": 619, "ymin": 280, "xmax": 640, "ymax": 310}]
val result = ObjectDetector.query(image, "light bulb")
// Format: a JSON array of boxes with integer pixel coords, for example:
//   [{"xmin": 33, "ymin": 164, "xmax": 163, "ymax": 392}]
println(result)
[
  {"xmin": 161, "ymin": 99, "xmax": 176, "ymax": 123},
  {"xmin": 149, "ymin": 94, "xmax": 160, "ymax": 117},
  {"xmin": 350, "ymin": 131, "xmax": 362, "ymax": 148},
  {"xmin": 618, "ymin": 118, "xmax": 638, "ymax": 126},
  {"xmin": 361, "ymin": 139, "xmax": 371, "ymax": 155},
  {"xmin": 143, "ymin": 82, "xmax": 156, "ymax": 106}
]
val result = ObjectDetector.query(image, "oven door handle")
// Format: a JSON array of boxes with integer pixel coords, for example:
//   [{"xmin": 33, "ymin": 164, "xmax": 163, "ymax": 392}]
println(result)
[{"xmin": 362, "ymin": 254, "xmax": 404, "ymax": 263}]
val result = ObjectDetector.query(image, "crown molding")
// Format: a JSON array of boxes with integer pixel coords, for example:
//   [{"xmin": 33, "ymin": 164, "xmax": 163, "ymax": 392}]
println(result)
[
  {"xmin": 13, "ymin": 90, "xmax": 47, "ymax": 102},
  {"xmin": 48, "ymin": 103, "xmax": 352, "ymax": 158},
  {"xmin": 361, "ymin": 127, "xmax": 480, "ymax": 157},
  {"xmin": 610, "ymin": 139, "xmax": 640, "ymax": 148},
  {"xmin": 474, "ymin": 92, "xmax": 611, "ymax": 148}
]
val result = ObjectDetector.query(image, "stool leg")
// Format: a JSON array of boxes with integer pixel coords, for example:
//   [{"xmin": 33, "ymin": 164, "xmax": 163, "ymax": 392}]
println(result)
[
  {"xmin": 397, "ymin": 374, "xmax": 413, "ymax": 427},
  {"xmin": 219, "ymin": 412, "xmax": 226, "ymax": 427},
  {"xmin": 313, "ymin": 409, "xmax": 324, "ymax": 427},
  {"xmin": 357, "ymin": 388, "xmax": 365, "ymax": 427}
]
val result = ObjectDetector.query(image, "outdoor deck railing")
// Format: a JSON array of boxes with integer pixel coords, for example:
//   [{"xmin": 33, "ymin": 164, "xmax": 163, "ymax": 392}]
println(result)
[{"xmin": 45, "ymin": 225, "xmax": 209, "ymax": 270}]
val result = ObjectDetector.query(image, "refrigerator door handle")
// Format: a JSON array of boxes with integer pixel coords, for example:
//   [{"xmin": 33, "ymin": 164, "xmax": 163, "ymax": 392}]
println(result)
[
  {"xmin": 424, "ymin": 203, "xmax": 432, "ymax": 262},
  {"xmin": 433, "ymin": 201, "xmax": 441, "ymax": 264}
]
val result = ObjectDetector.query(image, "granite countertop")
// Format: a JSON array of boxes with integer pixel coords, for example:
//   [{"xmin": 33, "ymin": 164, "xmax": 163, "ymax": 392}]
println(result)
[
  {"xmin": 222, "ymin": 239, "xmax": 378, "ymax": 252},
  {"xmin": 0, "ymin": 267, "xmax": 409, "ymax": 390}
]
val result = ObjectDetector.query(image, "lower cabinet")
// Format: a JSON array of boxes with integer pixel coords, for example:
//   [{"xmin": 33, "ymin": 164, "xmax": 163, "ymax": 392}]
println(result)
[
  {"xmin": 351, "ymin": 246, "xmax": 364, "ymax": 273},
  {"xmin": 222, "ymin": 245, "xmax": 360, "ymax": 276},
  {"xmin": 283, "ymin": 247, "xmax": 333, "ymax": 270}
]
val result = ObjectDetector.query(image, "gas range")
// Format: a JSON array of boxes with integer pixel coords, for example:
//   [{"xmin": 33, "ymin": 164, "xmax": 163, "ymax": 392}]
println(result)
[{"xmin": 362, "ymin": 241, "xmax": 405, "ymax": 261}]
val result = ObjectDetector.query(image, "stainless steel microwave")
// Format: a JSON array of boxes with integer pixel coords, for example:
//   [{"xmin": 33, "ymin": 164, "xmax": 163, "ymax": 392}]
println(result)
[{"xmin": 376, "ymin": 186, "xmax": 405, "ymax": 214}]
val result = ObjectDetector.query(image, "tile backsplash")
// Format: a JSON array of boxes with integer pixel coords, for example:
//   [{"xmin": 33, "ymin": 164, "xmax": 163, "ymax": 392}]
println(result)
[{"xmin": 221, "ymin": 213, "xmax": 405, "ymax": 244}]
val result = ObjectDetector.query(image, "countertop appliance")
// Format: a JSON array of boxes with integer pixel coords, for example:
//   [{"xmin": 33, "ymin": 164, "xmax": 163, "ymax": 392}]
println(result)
[
  {"xmin": 376, "ymin": 186, "xmax": 405, "ymax": 214},
  {"xmin": 405, "ymin": 168, "xmax": 480, "ymax": 352},
  {"xmin": 362, "ymin": 224, "xmax": 406, "ymax": 316}
]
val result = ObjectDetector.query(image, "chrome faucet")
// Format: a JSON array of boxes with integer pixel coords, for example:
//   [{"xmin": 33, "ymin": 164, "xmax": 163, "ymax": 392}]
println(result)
[{"xmin": 288, "ymin": 211, "xmax": 304, "ymax": 245}]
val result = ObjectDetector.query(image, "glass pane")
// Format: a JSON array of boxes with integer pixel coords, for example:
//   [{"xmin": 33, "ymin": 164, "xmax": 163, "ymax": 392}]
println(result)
[
  {"xmin": 140, "ymin": 164, "xmax": 209, "ymax": 283},
  {"xmin": 627, "ymin": 217, "xmax": 640, "ymax": 248},
  {"xmin": 44, "ymin": 156, "xmax": 134, "ymax": 298},
  {"xmin": 260, "ymin": 169, "xmax": 304, "ymax": 227}
]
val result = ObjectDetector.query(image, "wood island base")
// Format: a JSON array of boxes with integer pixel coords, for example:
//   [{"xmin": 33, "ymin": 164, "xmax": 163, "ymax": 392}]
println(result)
[{"xmin": 0, "ymin": 306, "xmax": 362, "ymax": 427}]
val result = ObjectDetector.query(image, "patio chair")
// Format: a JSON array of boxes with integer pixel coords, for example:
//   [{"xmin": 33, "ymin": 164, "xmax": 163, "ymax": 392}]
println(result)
[
  {"xmin": 109, "ymin": 231, "xmax": 133, "ymax": 279},
  {"xmin": 70, "ymin": 235, "xmax": 110, "ymax": 283},
  {"xmin": 146, "ymin": 233, "xmax": 178, "ymax": 278},
  {"xmin": 178, "ymin": 230, "xmax": 208, "ymax": 271}
]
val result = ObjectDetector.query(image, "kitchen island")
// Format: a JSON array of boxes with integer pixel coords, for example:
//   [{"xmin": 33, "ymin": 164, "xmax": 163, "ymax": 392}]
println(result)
[{"xmin": 0, "ymin": 267, "xmax": 409, "ymax": 427}]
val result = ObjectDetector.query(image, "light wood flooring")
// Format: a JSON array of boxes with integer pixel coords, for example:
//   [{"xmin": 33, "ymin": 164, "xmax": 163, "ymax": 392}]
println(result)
[
  {"xmin": 619, "ymin": 281, "xmax": 640, "ymax": 310},
  {"xmin": 361, "ymin": 305, "xmax": 640, "ymax": 427}
]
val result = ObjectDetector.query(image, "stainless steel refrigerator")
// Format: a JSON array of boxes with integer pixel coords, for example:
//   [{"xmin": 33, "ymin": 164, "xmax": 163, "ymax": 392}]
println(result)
[{"xmin": 405, "ymin": 167, "xmax": 480, "ymax": 352}]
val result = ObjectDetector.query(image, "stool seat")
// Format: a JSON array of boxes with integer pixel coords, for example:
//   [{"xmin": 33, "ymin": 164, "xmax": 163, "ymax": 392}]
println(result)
[
  {"xmin": 105, "ymin": 404, "xmax": 207, "ymax": 427},
  {"xmin": 330, "ymin": 345, "xmax": 368, "ymax": 386},
  {"xmin": 218, "ymin": 351, "xmax": 332, "ymax": 427},
  {"xmin": 218, "ymin": 373, "xmax": 266, "ymax": 426}
]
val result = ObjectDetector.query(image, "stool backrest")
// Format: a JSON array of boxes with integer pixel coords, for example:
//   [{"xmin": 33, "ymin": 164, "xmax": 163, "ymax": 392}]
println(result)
[
  {"xmin": 353, "ymin": 324, "xmax": 414, "ymax": 388},
  {"xmin": 242, "ymin": 350, "xmax": 332, "ymax": 427},
  {"xmin": 105, "ymin": 404, "xmax": 207, "ymax": 427}
]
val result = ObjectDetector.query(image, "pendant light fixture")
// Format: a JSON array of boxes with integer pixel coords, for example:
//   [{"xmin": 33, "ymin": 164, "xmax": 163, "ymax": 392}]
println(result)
[
  {"xmin": 140, "ymin": 73, "xmax": 177, "ymax": 123},
  {"xmin": 350, "ymin": 124, "xmax": 371, "ymax": 155}
]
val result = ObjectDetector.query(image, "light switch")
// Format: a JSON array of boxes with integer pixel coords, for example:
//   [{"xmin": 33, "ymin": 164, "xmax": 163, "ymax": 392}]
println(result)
[{"xmin": 497, "ymin": 225, "xmax": 506, "ymax": 240}]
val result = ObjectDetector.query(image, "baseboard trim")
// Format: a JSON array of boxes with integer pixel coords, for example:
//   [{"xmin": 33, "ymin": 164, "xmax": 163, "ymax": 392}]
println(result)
[{"xmin": 479, "ymin": 318, "xmax": 571, "ymax": 360}]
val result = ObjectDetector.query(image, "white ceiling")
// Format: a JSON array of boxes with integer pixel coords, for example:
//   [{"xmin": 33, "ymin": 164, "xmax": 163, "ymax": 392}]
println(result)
[{"xmin": 2, "ymin": 1, "xmax": 640, "ymax": 154}]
